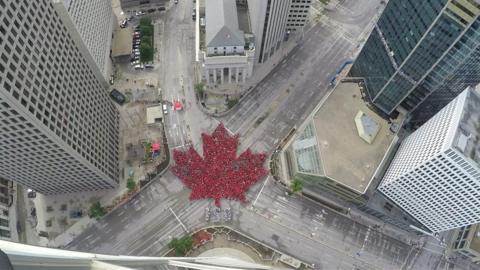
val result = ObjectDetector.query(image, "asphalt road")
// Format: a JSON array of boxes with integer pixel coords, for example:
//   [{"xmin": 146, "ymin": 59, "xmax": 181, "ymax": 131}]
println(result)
[{"xmin": 65, "ymin": 0, "xmax": 479, "ymax": 269}]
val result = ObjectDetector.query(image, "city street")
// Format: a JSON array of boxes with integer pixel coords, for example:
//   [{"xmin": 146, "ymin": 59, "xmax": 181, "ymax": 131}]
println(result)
[
  {"xmin": 158, "ymin": 0, "xmax": 218, "ymax": 150},
  {"xmin": 65, "ymin": 0, "xmax": 478, "ymax": 269}
]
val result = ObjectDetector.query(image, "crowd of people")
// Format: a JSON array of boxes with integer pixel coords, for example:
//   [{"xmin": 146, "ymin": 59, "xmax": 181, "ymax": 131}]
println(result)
[{"xmin": 171, "ymin": 124, "xmax": 268, "ymax": 207}]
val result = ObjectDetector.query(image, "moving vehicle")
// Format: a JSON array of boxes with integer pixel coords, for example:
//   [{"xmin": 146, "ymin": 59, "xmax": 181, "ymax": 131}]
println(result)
[{"xmin": 110, "ymin": 89, "xmax": 126, "ymax": 105}]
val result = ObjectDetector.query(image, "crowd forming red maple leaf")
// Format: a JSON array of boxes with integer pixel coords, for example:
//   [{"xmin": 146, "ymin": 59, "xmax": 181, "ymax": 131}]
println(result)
[{"xmin": 171, "ymin": 123, "xmax": 268, "ymax": 207}]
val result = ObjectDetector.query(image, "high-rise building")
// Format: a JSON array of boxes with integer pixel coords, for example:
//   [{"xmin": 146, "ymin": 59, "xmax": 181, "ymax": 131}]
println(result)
[
  {"xmin": 350, "ymin": 0, "xmax": 480, "ymax": 124},
  {"xmin": 0, "ymin": 0, "xmax": 120, "ymax": 194},
  {"xmin": 286, "ymin": 0, "xmax": 311, "ymax": 33},
  {"xmin": 450, "ymin": 223, "xmax": 480, "ymax": 263},
  {"xmin": 247, "ymin": 0, "xmax": 311, "ymax": 63},
  {"xmin": 379, "ymin": 86, "xmax": 480, "ymax": 233},
  {"xmin": 62, "ymin": 0, "xmax": 115, "ymax": 80}
]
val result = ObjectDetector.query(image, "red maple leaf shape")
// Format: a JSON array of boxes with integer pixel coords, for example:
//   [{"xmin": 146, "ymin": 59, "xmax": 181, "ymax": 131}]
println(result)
[{"xmin": 171, "ymin": 123, "xmax": 268, "ymax": 207}]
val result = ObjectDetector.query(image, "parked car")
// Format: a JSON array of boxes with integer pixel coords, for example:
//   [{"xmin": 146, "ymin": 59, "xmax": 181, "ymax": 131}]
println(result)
[
  {"xmin": 135, "ymin": 11, "xmax": 145, "ymax": 16},
  {"xmin": 174, "ymin": 0, "xmax": 178, "ymax": 4},
  {"xmin": 163, "ymin": 104, "xmax": 168, "ymax": 114},
  {"xmin": 120, "ymin": 19, "xmax": 127, "ymax": 28},
  {"xmin": 158, "ymin": 6, "xmax": 166, "ymax": 11},
  {"xmin": 192, "ymin": 12, "xmax": 196, "ymax": 20},
  {"xmin": 200, "ymin": 17, "xmax": 205, "ymax": 27},
  {"xmin": 145, "ymin": 64, "xmax": 154, "ymax": 69},
  {"xmin": 134, "ymin": 64, "xmax": 144, "ymax": 70},
  {"xmin": 131, "ymin": 60, "xmax": 140, "ymax": 66},
  {"xmin": 110, "ymin": 89, "xmax": 126, "ymax": 105},
  {"xmin": 147, "ymin": 8, "xmax": 156, "ymax": 13}
]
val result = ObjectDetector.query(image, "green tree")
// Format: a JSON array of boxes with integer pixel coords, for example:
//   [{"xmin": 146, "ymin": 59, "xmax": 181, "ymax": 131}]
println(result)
[
  {"xmin": 140, "ymin": 43, "xmax": 153, "ymax": 62},
  {"xmin": 291, "ymin": 177, "xmax": 303, "ymax": 193},
  {"xmin": 141, "ymin": 36, "xmax": 152, "ymax": 46},
  {"xmin": 89, "ymin": 202, "xmax": 106, "ymax": 219},
  {"xmin": 168, "ymin": 236, "xmax": 193, "ymax": 256},
  {"xmin": 226, "ymin": 98, "xmax": 238, "ymax": 109},
  {"xmin": 194, "ymin": 83, "xmax": 204, "ymax": 98},
  {"xmin": 140, "ymin": 25, "xmax": 153, "ymax": 37},
  {"xmin": 126, "ymin": 177, "xmax": 136, "ymax": 192},
  {"xmin": 139, "ymin": 17, "xmax": 152, "ymax": 26}
]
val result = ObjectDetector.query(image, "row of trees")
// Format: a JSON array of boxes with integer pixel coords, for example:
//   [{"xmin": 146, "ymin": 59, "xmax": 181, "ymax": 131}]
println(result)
[{"xmin": 139, "ymin": 17, "xmax": 154, "ymax": 62}]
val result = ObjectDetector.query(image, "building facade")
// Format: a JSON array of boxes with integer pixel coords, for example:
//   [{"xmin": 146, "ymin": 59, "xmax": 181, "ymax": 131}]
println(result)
[
  {"xmin": 379, "ymin": 87, "xmax": 480, "ymax": 232},
  {"xmin": 62, "ymin": 0, "xmax": 115, "ymax": 80},
  {"xmin": 247, "ymin": 0, "xmax": 311, "ymax": 63},
  {"xmin": 350, "ymin": 0, "xmax": 480, "ymax": 124},
  {"xmin": 201, "ymin": 0, "xmax": 255, "ymax": 86},
  {"xmin": 450, "ymin": 223, "xmax": 480, "ymax": 264},
  {"xmin": 0, "ymin": 178, "xmax": 12, "ymax": 240},
  {"xmin": 286, "ymin": 0, "xmax": 311, "ymax": 33},
  {"xmin": 0, "ymin": 0, "xmax": 120, "ymax": 194}
]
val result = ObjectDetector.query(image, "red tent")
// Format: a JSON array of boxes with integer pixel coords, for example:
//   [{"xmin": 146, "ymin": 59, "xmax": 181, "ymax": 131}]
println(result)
[{"xmin": 152, "ymin": 143, "xmax": 161, "ymax": 151}]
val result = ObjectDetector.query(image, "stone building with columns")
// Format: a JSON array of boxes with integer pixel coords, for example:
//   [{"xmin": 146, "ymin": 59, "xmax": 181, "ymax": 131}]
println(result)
[{"xmin": 200, "ymin": 0, "xmax": 255, "ymax": 87}]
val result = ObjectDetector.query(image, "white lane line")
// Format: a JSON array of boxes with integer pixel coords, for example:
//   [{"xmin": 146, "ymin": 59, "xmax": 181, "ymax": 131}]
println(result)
[
  {"xmin": 253, "ymin": 176, "xmax": 269, "ymax": 206},
  {"xmin": 169, "ymin": 207, "xmax": 189, "ymax": 233}
]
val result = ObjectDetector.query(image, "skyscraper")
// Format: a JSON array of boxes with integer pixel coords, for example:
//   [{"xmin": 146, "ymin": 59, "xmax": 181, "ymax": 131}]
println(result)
[
  {"xmin": 62, "ymin": 0, "xmax": 115, "ymax": 80},
  {"xmin": 0, "ymin": 0, "xmax": 119, "ymax": 194},
  {"xmin": 350, "ymin": 0, "xmax": 480, "ymax": 124},
  {"xmin": 247, "ymin": 0, "xmax": 311, "ymax": 63},
  {"xmin": 379, "ymin": 86, "xmax": 480, "ymax": 233}
]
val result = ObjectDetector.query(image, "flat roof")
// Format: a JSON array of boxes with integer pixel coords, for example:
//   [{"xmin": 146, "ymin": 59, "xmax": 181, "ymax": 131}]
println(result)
[
  {"xmin": 311, "ymin": 82, "xmax": 402, "ymax": 193},
  {"xmin": 112, "ymin": 27, "xmax": 133, "ymax": 57},
  {"xmin": 146, "ymin": 105, "xmax": 162, "ymax": 124}
]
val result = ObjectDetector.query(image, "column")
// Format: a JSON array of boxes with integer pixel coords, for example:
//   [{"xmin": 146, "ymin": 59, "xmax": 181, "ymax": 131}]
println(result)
[
  {"xmin": 213, "ymin": 68, "xmax": 217, "ymax": 83},
  {"xmin": 204, "ymin": 68, "xmax": 210, "ymax": 84},
  {"xmin": 235, "ymin": 67, "xmax": 239, "ymax": 83},
  {"xmin": 220, "ymin": 68, "xmax": 224, "ymax": 84},
  {"xmin": 228, "ymin": 67, "xmax": 232, "ymax": 84}
]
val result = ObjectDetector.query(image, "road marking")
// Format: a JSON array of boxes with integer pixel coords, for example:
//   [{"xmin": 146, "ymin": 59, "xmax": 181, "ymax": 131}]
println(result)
[
  {"xmin": 253, "ymin": 176, "xmax": 269, "ymax": 206},
  {"xmin": 169, "ymin": 207, "xmax": 189, "ymax": 233}
]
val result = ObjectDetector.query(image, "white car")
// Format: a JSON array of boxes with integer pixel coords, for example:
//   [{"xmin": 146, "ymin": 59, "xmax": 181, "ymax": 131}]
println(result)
[
  {"xmin": 130, "ymin": 60, "xmax": 140, "ymax": 66},
  {"xmin": 134, "ymin": 64, "xmax": 144, "ymax": 70}
]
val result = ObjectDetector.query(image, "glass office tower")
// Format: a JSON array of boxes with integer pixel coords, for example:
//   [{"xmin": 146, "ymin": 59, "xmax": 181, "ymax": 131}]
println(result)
[{"xmin": 350, "ymin": 0, "xmax": 480, "ymax": 125}]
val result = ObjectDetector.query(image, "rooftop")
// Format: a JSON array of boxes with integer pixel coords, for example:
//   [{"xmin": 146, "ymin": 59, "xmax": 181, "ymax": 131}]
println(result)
[
  {"xmin": 205, "ymin": 0, "xmax": 245, "ymax": 48},
  {"xmin": 112, "ymin": 26, "xmax": 133, "ymax": 57},
  {"xmin": 146, "ymin": 105, "xmax": 163, "ymax": 125},
  {"xmin": 452, "ymin": 87, "xmax": 480, "ymax": 166},
  {"xmin": 307, "ymin": 82, "xmax": 402, "ymax": 193}
]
